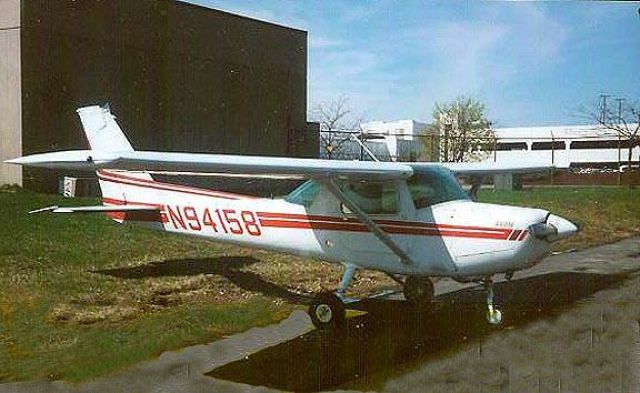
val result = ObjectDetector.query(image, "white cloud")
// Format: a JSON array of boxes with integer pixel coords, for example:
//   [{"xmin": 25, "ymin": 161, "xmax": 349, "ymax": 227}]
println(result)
[{"xmin": 310, "ymin": 36, "xmax": 345, "ymax": 50}]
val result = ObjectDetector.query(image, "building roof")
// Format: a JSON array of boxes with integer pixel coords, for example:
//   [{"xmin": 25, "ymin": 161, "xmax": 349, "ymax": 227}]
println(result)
[{"xmin": 494, "ymin": 124, "xmax": 638, "ymax": 140}]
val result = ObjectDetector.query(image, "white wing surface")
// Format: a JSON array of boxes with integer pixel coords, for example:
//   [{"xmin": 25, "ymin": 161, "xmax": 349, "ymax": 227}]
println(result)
[
  {"xmin": 423, "ymin": 161, "xmax": 562, "ymax": 176},
  {"xmin": 6, "ymin": 150, "xmax": 414, "ymax": 181}
]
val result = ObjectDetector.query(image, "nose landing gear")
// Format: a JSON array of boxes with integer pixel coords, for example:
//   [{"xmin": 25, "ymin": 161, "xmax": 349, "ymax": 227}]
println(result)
[{"xmin": 483, "ymin": 278, "xmax": 502, "ymax": 325}]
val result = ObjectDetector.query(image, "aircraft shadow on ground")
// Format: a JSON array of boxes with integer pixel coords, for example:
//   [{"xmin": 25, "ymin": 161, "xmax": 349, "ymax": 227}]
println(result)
[
  {"xmin": 207, "ymin": 271, "xmax": 627, "ymax": 393},
  {"xmin": 93, "ymin": 256, "xmax": 312, "ymax": 303}
]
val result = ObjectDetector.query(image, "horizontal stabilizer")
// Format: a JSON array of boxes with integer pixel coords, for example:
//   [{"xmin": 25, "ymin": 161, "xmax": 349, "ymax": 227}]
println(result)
[{"xmin": 29, "ymin": 205, "xmax": 159, "ymax": 214}]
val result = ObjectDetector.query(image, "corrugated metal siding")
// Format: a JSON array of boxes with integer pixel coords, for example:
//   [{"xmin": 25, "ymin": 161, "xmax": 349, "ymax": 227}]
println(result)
[{"xmin": 20, "ymin": 0, "xmax": 309, "ymax": 193}]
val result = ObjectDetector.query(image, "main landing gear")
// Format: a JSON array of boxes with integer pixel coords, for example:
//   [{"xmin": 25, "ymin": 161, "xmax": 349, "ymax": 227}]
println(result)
[
  {"xmin": 307, "ymin": 265, "xmax": 437, "ymax": 330},
  {"xmin": 402, "ymin": 275, "xmax": 434, "ymax": 307},
  {"xmin": 308, "ymin": 292, "xmax": 346, "ymax": 330},
  {"xmin": 308, "ymin": 263, "xmax": 356, "ymax": 330}
]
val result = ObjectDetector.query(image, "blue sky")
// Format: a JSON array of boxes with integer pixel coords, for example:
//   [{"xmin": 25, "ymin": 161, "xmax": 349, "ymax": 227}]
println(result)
[{"xmin": 186, "ymin": 0, "xmax": 639, "ymax": 127}]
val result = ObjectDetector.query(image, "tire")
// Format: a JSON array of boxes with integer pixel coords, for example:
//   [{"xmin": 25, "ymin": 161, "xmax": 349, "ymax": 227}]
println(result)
[
  {"xmin": 403, "ymin": 276, "xmax": 434, "ymax": 308},
  {"xmin": 308, "ymin": 292, "xmax": 346, "ymax": 330}
]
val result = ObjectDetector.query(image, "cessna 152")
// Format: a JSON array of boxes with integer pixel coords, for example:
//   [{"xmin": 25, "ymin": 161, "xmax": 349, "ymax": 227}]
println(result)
[{"xmin": 6, "ymin": 105, "xmax": 579, "ymax": 328}]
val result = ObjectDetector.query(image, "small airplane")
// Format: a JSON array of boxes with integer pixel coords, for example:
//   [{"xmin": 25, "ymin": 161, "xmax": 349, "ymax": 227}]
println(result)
[{"xmin": 6, "ymin": 105, "xmax": 579, "ymax": 328}]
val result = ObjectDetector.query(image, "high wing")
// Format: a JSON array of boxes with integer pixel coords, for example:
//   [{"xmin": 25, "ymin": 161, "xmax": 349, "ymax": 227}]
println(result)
[
  {"xmin": 6, "ymin": 150, "xmax": 560, "ymax": 180},
  {"xmin": 6, "ymin": 150, "xmax": 414, "ymax": 181}
]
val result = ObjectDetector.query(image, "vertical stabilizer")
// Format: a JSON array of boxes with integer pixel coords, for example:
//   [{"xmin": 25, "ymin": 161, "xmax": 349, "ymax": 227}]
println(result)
[
  {"xmin": 76, "ymin": 104, "xmax": 135, "ymax": 152},
  {"xmin": 76, "ymin": 104, "xmax": 153, "ymax": 189}
]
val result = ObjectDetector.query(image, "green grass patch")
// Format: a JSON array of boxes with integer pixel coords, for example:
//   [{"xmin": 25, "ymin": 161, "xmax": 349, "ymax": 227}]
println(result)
[{"xmin": 0, "ymin": 190, "xmax": 297, "ymax": 381}]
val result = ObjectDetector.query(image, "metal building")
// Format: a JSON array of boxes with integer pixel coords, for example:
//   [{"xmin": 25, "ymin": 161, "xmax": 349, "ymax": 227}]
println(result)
[
  {"xmin": 0, "ymin": 0, "xmax": 315, "ymax": 192},
  {"xmin": 481, "ymin": 124, "xmax": 640, "ymax": 169}
]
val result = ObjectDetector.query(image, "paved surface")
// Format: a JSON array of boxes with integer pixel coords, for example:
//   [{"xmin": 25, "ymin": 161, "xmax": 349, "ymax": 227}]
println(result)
[{"xmin": 2, "ymin": 237, "xmax": 639, "ymax": 393}]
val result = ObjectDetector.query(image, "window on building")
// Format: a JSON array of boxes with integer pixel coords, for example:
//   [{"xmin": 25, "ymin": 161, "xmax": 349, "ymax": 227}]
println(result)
[
  {"xmin": 531, "ymin": 141, "xmax": 566, "ymax": 150},
  {"xmin": 570, "ymin": 140, "xmax": 635, "ymax": 149},
  {"xmin": 495, "ymin": 142, "xmax": 528, "ymax": 151}
]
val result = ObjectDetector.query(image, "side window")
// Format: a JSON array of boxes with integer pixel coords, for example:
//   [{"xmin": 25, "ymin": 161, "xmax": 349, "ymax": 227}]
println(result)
[
  {"xmin": 285, "ymin": 180, "xmax": 321, "ymax": 207},
  {"xmin": 408, "ymin": 174, "xmax": 437, "ymax": 209},
  {"xmin": 339, "ymin": 181, "xmax": 398, "ymax": 215}
]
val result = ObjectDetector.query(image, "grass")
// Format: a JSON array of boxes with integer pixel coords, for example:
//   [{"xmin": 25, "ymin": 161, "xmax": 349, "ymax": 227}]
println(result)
[
  {"xmin": 0, "ymin": 186, "xmax": 638, "ymax": 382},
  {"xmin": 479, "ymin": 187, "xmax": 640, "ymax": 251}
]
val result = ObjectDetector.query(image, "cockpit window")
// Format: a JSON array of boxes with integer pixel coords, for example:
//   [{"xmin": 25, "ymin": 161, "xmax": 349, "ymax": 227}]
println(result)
[
  {"xmin": 339, "ymin": 181, "xmax": 398, "ymax": 214},
  {"xmin": 285, "ymin": 180, "xmax": 321, "ymax": 208},
  {"xmin": 407, "ymin": 166, "xmax": 469, "ymax": 209}
]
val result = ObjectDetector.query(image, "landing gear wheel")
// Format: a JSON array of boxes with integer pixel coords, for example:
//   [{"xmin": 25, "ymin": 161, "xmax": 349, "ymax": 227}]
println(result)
[
  {"xmin": 487, "ymin": 308, "xmax": 503, "ymax": 325},
  {"xmin": 308, "ymin": 292, "xmax": 345, "ymax": 330},
  {"xmin": 483, "ymin": 278, "xmax": 503, "ymax": 326},
  {"xmin": 403, "ymin": 276, "xmax": 434, "ymax": 308}
]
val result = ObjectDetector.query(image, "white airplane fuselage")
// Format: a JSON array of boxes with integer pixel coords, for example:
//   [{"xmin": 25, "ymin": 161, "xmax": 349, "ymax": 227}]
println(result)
[{"xmin": 98, "ymin": 169, "xmax": 569, "ymax": 279}]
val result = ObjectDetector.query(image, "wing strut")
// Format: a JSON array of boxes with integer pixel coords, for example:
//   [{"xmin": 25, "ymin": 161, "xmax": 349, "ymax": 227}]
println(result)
[{"xmin": 324, "ymin": 178, "xmax": 414, "ymax": 266}]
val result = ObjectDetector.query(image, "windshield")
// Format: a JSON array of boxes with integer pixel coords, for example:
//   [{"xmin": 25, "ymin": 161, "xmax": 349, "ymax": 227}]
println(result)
[{"xmin": 407, "ymin": 165, "xmax": 469, "ymax": 209}]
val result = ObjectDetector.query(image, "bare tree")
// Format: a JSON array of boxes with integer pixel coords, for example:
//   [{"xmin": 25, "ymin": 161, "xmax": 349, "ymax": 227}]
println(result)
[
  {"xmin": 580, "ymin": 97, "xmax": 640, "ymax": 170},
  {"xmin": 312, "ymin": 97, "xmax": 363, "ymax": 159},
  {"xmin": 432, "ymin": 96, "xmax": 496, "ymax": 162}
]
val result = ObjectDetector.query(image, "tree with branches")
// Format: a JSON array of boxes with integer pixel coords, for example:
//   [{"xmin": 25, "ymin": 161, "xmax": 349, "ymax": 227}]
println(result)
[
  {"xmin": 311, "ymin": 96, "xmax": 365, "ymax": 159},
  {"xmin": 431, "ymin": 96, "xmax": 495, "ymax": 162},
  {"xmin": 581, "ymin": 97, "xmax": 640, "ymax": 170}
]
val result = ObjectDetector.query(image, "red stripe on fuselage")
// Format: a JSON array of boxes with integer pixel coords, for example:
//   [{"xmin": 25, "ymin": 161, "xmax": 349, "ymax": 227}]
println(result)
[
  {"xmin": 257, "ymin": 210, "xmax": 513, "ymax": 240},
  {"xmin": 97, "ymin": 170, "xmax": 255, "ymax": 200},
  {"xmin": 258, "ymin": 218, "xmax": 510, "ymax": 239},
  {"xmin": 517, "ymin": 230, "xmax": 529, "ymax": 241},
  {"xmin": 508, "ymin": 230, "xmax": 522, "ymax": 241},
  {"xmin": 256, "ymin": 211, "xmax": 512, "ymax": 235}
]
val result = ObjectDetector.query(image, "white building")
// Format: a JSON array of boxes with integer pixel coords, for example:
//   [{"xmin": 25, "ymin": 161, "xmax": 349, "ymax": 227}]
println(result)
[
  {"xmin": 361, "ymin": 120, "xmax": 437, "ymax": 161},
  {"xmin": 481, "ymin": 124, "xmax": 640, "ymax": 169}
]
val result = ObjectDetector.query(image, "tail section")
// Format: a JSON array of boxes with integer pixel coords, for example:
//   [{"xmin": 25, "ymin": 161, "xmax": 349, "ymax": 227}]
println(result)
[
  {"xmin": 76, "ymin": 104, "xmax": 154, "ymax": 203},
  {"xmin": 77, "ymin": 104, "xmax": 135, "ymax": 153}
]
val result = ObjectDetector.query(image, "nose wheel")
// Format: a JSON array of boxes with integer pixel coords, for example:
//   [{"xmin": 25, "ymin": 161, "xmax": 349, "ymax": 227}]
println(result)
[
  {"xmin": 483, "ymin": 278, "xmax": 502, "ymax": 325},
  {"xmin": 403, "ymin": 275, "xmax": 434, "ymax": 308}
]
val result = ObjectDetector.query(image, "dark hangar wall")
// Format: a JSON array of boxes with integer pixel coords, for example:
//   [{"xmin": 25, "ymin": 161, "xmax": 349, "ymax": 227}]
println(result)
[{"xmin": 20, "ymin": 0, "xmax": 310, "ymax": 192}]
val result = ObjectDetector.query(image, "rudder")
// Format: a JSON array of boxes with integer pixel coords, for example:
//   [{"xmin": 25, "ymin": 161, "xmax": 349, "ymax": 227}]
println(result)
[
  {"xmin": 76, "ymin": 104, "xmax": 135, "ymax": 152},
  {"xmin": 76, "ymin": 104, "xmax": 153, "ymax": 195}
]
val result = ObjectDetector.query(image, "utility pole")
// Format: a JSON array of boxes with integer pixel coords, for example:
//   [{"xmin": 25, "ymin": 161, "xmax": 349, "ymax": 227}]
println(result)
[
  {"xmin": 615, "ymin": 98, "xmax": 625, "ymax": 123},
  {"xmin": 600, "ymin": 94, "xmax": 611, "ymax": 123}
]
